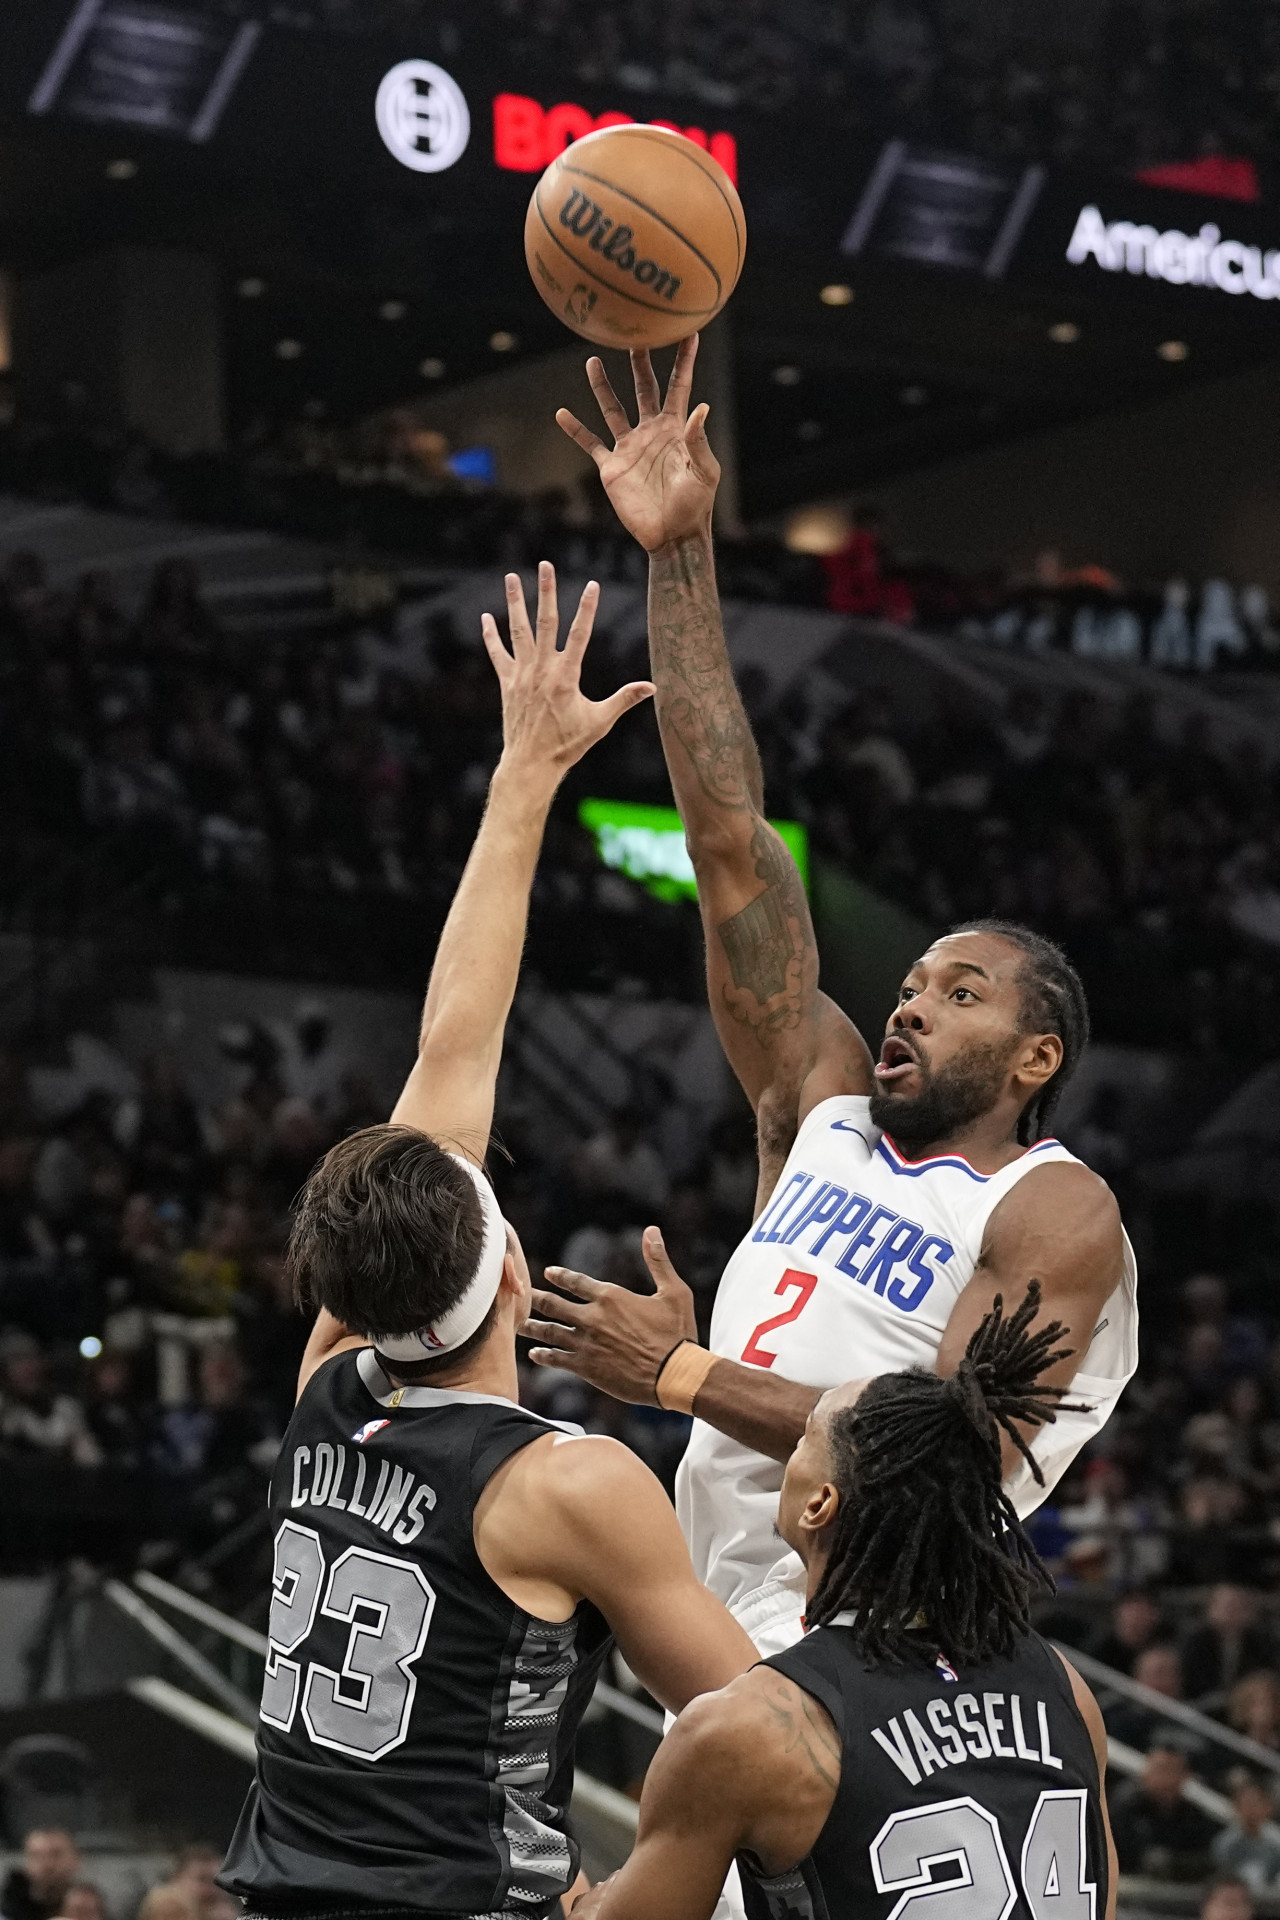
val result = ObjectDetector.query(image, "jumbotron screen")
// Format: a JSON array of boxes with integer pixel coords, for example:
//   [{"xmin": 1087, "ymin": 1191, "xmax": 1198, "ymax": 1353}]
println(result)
[{"xmin": 578, "ymin": 799, "xmax": 809, "ymax": 905}]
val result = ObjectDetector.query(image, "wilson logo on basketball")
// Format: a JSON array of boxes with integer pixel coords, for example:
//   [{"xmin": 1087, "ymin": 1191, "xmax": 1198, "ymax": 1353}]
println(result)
[{"xmin": 557, "ymin": 188, "xmax": 683, "ymax": 301}]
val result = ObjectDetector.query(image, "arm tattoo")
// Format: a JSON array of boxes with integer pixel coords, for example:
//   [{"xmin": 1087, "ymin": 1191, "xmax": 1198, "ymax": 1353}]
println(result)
[
  {"xmin": 717, "ymin": 821, "xmax": 815, "ymax": 1035},
  {"xmin": 648, "ymin": 530, "xmax": 764, "ymax": 813},
  {"xmin": 761, "ymin": 1677, "xmax": 841, "ymax": 1794}
]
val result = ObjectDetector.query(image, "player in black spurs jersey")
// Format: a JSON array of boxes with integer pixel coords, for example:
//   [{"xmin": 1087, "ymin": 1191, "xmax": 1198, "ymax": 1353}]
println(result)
[
  {"xmin": 577, "ymin": 1283, "xmax": 1119, "ymax": 1920},
  {"xmin": 219, "ymin": 565, "xmax": 756, "ymax": 1920}
]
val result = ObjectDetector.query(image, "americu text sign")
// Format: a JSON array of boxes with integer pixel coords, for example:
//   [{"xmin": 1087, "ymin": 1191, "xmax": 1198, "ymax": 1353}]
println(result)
[{"xmin": 1066, "ymin": 203, "xmax": 1280, "ymax": 302}]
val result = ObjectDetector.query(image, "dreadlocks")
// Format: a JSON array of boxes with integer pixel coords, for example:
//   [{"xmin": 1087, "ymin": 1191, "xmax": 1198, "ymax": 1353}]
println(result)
[
  {"xmin": 806, "ymin": 1282, "xmax": 1086, "ymax": 1665},
  {"xmin": 949, "ymin": 919, "xmax": 1090, "ymax": 1145}
]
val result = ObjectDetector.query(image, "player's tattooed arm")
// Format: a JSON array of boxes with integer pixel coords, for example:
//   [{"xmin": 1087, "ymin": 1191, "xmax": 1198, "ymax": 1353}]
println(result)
[
  {"xmin": 755, "ymin": 1673, "xmax": 842, "ymax": 1795},
  {"xmin": 647, "ymin": 526, "xmax": 764, "ymax": 816},
  {"xmin": 648, "ymin": 532, "xmax": 874, "ymax": 1166},
  {"xmin": 557, "ymin": 337, "xmax": 873, "ymax": 1156}
]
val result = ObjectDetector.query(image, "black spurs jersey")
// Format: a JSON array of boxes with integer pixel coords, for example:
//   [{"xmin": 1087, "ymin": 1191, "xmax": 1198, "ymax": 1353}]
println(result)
[
  {"xmin": 220, "ymin": 1348, "xmax": 612, "ymax": 1920},
  {"xmin": 740, "ymin": 1622, "xmax": 1108, "ymax": 1920}
]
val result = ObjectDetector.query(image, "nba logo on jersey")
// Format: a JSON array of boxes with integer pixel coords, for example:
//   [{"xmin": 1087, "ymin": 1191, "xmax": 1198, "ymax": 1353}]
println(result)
[
  {"xmin": 935, "ymin": 1653, "xmax": 959, "ymax": 1683},
  {"xmin": 352, "ymin": 1418, "xmax": 391, "ymax": 1444}
]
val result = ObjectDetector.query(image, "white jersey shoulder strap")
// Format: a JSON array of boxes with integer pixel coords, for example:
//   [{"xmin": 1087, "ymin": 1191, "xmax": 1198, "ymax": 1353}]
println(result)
[{"xmin": 947, "ymin": 1136, "xmax": 1082, "ymax": 1267}]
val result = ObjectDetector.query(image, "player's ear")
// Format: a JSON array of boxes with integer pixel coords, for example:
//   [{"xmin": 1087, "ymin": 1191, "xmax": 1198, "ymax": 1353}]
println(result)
[
  {"xmin": 1016, "ymin": 1030, "xmax": 1062, "ymax": 1093},
  {"xmin": 498, "ymin": 1228, "xmax": 530, "ymax": 1301},
  {"xmin": 798, "ymin": 1477, "xmax": 840, "ymax": 1542}
]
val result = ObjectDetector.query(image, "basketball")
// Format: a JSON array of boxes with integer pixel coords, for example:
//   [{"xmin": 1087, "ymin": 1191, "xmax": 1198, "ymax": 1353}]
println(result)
[{"xmin": 524, "ymin": 125, "xmax": 747, "ymax": 350}]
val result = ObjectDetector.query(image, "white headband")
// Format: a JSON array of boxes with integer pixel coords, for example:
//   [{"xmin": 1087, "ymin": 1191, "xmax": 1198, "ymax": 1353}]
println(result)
[{"xmin": 374, "ymin": 1154, "xmax": 509, "ymax": 1363}]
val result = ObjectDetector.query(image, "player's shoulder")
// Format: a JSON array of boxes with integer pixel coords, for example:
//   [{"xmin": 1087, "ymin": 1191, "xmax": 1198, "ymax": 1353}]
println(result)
[
  {"xmin": 669, "ymin": 1665, "xmax": 841, "ymax": 1803},
  {"xmin": 993, "ymin": 1152, "xmax": 1122, "ymax": 1239},
  {"xmin": 504, "ymin": 1427, "xmax": 662, "ymax": 1517}
]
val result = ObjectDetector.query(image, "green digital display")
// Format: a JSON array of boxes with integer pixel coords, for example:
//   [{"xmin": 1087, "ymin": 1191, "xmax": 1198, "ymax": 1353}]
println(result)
[{"xmin": 578, "ymin": 798, "xmax": 810, "ymax": 905}]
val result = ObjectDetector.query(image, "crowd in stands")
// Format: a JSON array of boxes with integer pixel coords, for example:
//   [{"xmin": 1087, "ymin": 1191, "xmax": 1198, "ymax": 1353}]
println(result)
[
  {"xmin": 7, "ymin": 400, "xmax": 1276, "ymax": 687},
  {"xmin": 256, "ymin": 0, "xmax": 1280, "ymax": 181},
  {"xmin": 1, "ymin": 1829, "xmax": 234, "ymax": 1920},
  {"xmin": 5, "ymin": 542, "xmax": 1280, "ymax": 1051}
]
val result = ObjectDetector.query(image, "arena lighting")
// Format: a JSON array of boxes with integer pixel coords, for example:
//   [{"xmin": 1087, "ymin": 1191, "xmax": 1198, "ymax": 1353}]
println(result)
[
  {"xmin": 1049, "ymin": 320, "xmax": 1080, "ymax": 343},
  {"xmin": 79, "ymin": 1336, "xmax": 102, "ymax": 1359},
  {"xmin": 784, "ymin": 504, "xmax": 851, "ymax": 556},
  {"xmin": 1158, "ymin": 339, "xmax": 1190, "ymax": 362},
  {"xmin": 104, "ymin": 157, "xmax": 136, "ymax": 179},
  {"xmin": 492, "ymin": 92, "xmax": 738, "ymax": 185},
  {"xmin": 579, "ymin": 798, "xmax": 808, "ymax": 904},
  {"xmin": 1067, "ymin": 204, "xmax": 1280, "ymax": 302},
  {"xmin": 489, "ymin": 330, "xmax": 517, "ymax": 352},
  {"xmin": 820, "ymin": 283, "xmax": 854, "ymax": 306}
]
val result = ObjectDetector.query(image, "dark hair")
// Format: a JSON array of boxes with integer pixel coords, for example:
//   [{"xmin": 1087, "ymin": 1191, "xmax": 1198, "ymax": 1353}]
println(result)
[
  {"xmin": 288, "ymin": 1125, "xmax": 488, "ymax": 1371},
  {"xmin": 807, "ymin": 1282, "xmax": 1083, "ymax": 1664},
  {"xmin": 949, "ymin": 919, "xmax": 1090, "ymax": 1144}
]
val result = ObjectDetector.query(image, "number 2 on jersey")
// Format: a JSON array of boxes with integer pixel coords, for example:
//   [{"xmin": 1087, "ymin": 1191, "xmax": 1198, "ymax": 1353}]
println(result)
[{"xmin": 742, "ymin": 1269, "xmax": 818, "ymax": 1368}]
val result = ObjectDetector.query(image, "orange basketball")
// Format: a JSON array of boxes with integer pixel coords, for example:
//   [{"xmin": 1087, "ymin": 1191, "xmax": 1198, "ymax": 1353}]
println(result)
[{"xmin": 524, "ymin": 124, "xmax": 746, "ymax": 350}]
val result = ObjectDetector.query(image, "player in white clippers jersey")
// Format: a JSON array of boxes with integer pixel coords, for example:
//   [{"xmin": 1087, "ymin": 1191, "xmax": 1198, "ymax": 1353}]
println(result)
[{"xmin": 529, "ymin": 337, "xmax": 1138, "ymax": 1658}]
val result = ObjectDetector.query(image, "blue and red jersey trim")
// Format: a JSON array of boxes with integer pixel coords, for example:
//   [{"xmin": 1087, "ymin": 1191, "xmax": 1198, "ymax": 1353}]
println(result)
[{"xmin": 876, "ymin": 1136, "xmax": 1063, "ymax": 1183}]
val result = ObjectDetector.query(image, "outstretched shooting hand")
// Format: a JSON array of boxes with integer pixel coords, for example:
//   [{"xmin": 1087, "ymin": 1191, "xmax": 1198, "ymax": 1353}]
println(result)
[{"xmin": 556, "ymin": 335, "xmax": 720, "ymax": 553}]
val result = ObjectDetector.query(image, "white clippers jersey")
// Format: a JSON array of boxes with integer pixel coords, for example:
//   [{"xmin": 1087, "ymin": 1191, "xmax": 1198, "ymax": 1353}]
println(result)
[{"xmin": 675, "ymin": 1093, "xmax": 1138, "ymax": 1649}]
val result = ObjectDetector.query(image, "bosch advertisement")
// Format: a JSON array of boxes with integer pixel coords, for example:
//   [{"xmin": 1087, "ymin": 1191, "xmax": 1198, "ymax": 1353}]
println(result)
[{"xmin": 5, "ymin": 0, "xmax": 1280, "ymax": 324}]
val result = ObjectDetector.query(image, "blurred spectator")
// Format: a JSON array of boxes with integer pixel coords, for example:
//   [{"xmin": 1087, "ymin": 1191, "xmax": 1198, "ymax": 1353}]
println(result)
[
  {"xmin": 1090, "ymin": 1590, "xmax": 1168, "ymax": 1676},
  {"xmin": 1227, "ymin": 1673, "xmax": 1280, "ymax": 1761},
  {"xmin": 1105, "ymin": 1644, "xmax": 1189, "ymax": 1753},
  {"xmin": 1184, "ymin": 1588, "xmax": 1276, "ymax": 1703},
  {"xmin": 1110, "ymin": 1742, "xmax": 1218, "ymax": 1880},
  {"xmin": 276, "ymin": 1001, "xmax": 349, "ymax": 1123},
  {"xmin": 2, "ymin": 1832, "xmax": 82, "ymax": 1920},
  {"xmin": 160, "ymin": 1847, "xmax": 237, "ymax": 1920},
  {"xmin": 136, "ymin": 1892, "xmax": 197, "ymax": 1920},
  {"xmin": 1202, "ymin": 1880, "xmax": 1257, "ymax": 1920},
  {"xmin": 0, "ymin": 1334, "xmax": 101, "ymax": 1466},
  {"xmin": 1211, "ymin": 1775, "xmax": 1280, "ymax": 1893},
  {"xmin": 55, "ymin": 1888, "xmax": 106, "ymax": 1920},
  {"xmin": 114, "ymin": 1056, "xmax": 206, "ymax": 1199},
  {"xmin": 574, "ymin": 1109, "xmax": 670, "ymax": 1214}
]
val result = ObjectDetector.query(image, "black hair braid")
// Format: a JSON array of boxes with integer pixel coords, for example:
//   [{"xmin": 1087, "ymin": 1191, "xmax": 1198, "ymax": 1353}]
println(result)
[
  {"xmin": 806, "ymin": 1282, "xmax": 1091, "ymax": 1666},
  {"xmin": 948, "ymin": 919, "xmax": 1090, "ymax": 1144}
]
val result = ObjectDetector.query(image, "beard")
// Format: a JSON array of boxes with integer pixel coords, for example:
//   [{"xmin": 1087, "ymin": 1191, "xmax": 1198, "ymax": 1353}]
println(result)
[{"xmin": 869, "ymin": 1037, "xmax": 1014, "ymax": 1150}]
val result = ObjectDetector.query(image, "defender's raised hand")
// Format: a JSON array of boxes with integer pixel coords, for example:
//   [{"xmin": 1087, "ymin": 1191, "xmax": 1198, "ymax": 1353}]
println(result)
[
  {"xmin": 483, "ymin": 562, "xmax": 654, "ymax": 781},
  {"xmin": 556, "ymin": 336, "xmax": 721, "ymax": 553}
]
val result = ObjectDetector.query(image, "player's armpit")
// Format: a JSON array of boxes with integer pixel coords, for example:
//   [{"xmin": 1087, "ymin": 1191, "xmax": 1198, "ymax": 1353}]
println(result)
[
  {"xmin": 935, "ymin": 1160, "xmax": 1125, "ymax": 1474},
  {"xmin": 587, "ymin": 1671, "xmax": 839, "ymax": 1920},
  {"xmin": 527, "ymin": 1434, "xmax": 757, "ymax": 1713}
]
